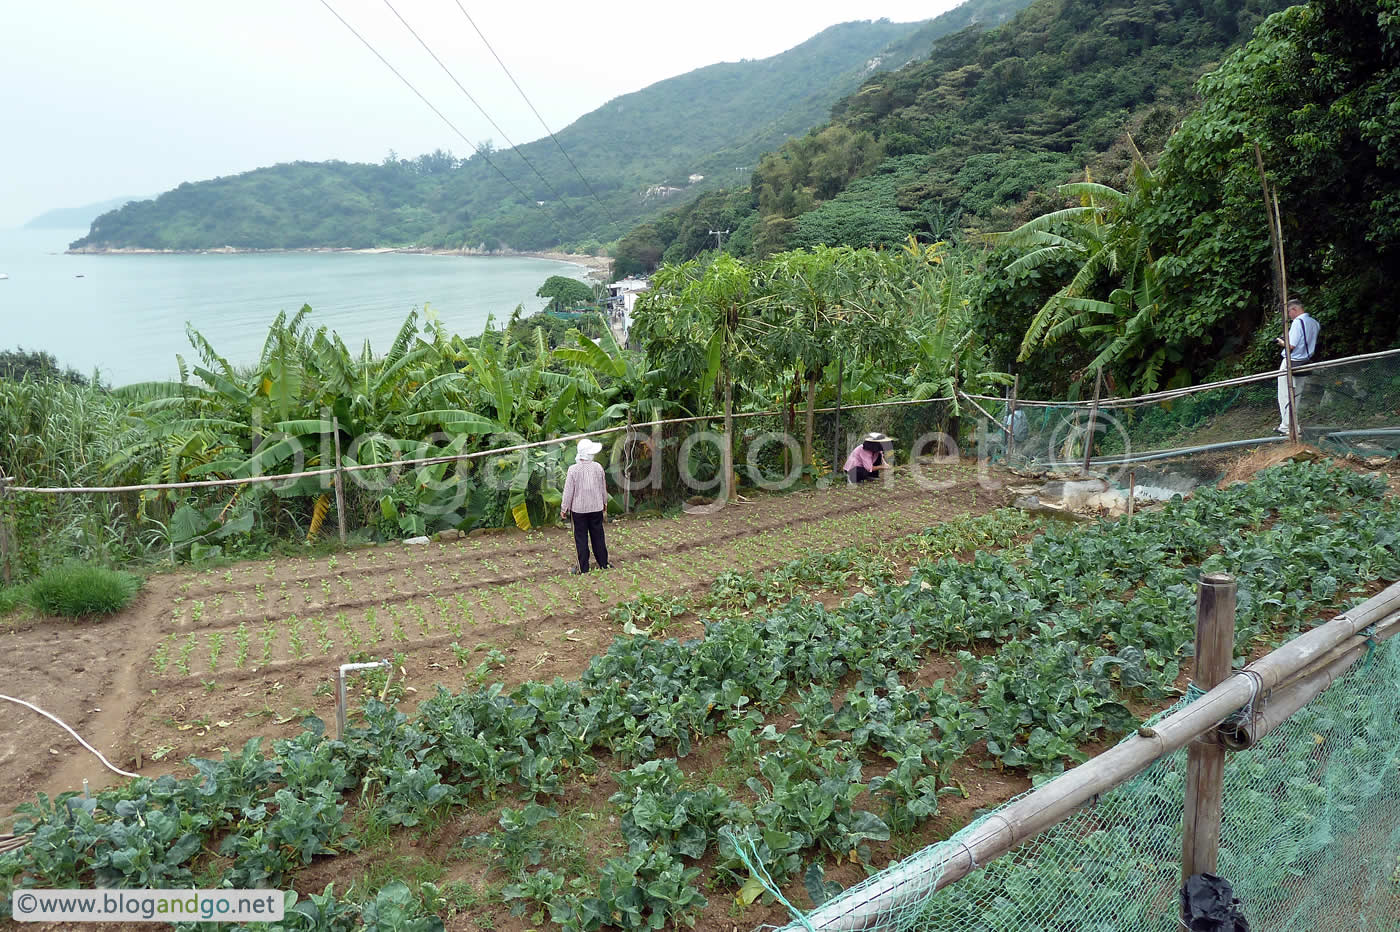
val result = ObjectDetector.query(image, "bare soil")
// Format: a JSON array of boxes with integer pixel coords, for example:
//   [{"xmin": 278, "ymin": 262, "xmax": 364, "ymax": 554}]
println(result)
[{"xmin": 0, "ymin": 464, "xmax": 1002, "ymax": 816}]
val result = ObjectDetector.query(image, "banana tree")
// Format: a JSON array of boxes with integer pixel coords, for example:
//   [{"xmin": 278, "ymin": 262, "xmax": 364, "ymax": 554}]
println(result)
[{"xmin": 997, "ymin": 163, "xmax": 1167, "ymax": 391}]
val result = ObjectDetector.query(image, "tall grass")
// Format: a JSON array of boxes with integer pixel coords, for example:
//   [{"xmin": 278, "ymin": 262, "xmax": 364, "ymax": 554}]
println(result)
[
  {"xmin": 0, "ymin": 376, "xmax": 159, "ymax": 577},
  {"xmin": 28, "ymin": 564, "xmax": 141, "ymax": 617}
]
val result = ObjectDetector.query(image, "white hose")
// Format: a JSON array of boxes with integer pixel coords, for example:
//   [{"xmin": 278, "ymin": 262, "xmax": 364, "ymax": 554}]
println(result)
[{"xmin": 1, "ymin": 694, "xmax": 138, "ymax": 779}]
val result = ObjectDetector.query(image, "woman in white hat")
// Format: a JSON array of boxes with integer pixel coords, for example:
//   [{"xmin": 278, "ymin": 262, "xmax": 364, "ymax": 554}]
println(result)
[
  {"xmin": 561, "ymin": 437, "xmax": 610, "ymax": 573},
  {"xmin": 843, "ymin": 432, "xmax": 893, "ymax": 484}
]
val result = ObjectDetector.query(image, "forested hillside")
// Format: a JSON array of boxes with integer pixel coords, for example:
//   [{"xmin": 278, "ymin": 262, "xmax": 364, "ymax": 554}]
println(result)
[
  {"xmin": 619, "ymin": 0, "xmax": 1399, "ymax": 399},
  {"xmin": 613, "ymin": 0, "xmax": 1289, "ymax": 273},
  {"xmin": 69, "ymin": 1, "xmax": 1028, "ymax": 254}
]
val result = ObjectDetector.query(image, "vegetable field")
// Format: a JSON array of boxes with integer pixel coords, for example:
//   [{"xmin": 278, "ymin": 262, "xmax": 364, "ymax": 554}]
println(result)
[{"xmin": 4, "ymin": 460, "xmax": 1400, "ymax": 932}]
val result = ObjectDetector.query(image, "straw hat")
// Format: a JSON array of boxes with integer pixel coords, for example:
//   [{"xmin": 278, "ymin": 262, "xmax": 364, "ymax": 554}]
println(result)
[
  {"xmin": 577, "ymin": 438, "xmax": 603, "ymax": 458},
  {"xmin": 863, "ymin": 432, "xmax": 894, "ymax": 444}
]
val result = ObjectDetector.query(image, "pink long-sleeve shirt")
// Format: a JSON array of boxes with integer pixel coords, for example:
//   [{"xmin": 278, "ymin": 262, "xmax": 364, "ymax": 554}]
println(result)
[
  {"xmin": 561, "ymin": 460, "xmax": 608, "ymax": 515},
  {"xmin": 843, "ymin": 445, "xmax": 881, "ymax": 473}
]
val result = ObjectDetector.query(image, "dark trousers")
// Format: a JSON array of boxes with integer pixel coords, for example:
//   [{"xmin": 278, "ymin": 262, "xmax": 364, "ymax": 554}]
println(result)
[
  {"xmin": 847, "ymin": 466, "xmax": 878, "ymax": 483},
  {"xmin": 571, "ymin": 510, "xmax": 609, "ymax": 572}
]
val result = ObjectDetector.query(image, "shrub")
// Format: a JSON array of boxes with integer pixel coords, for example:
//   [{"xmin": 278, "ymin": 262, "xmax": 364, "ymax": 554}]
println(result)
[{"xmin": 28, "ymin": 564, "xmax": 141, "ymax": 617}]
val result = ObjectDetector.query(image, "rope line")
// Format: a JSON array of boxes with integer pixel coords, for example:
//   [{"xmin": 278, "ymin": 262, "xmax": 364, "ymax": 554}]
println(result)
[{"xmin": 379, "ymin": 0, "xmax": 585, "ymax": 226}]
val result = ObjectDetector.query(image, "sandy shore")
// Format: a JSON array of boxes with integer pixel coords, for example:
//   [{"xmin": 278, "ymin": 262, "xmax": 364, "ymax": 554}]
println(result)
[{"xmin": 65, "ymin": 244, "xmax": 613, "ymax": 279}]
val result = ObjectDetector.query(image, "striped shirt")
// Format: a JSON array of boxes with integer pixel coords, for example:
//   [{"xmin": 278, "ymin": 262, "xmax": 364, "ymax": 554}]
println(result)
[{"xmin": 561, "ymin": 460, "xmax": 608, "ymax": 515}]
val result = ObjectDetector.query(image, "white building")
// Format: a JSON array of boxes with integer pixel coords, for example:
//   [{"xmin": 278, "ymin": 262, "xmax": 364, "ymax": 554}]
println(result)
[{"xmin": 607, "ymin": 277, "xmax": 650, "ymax": 342}]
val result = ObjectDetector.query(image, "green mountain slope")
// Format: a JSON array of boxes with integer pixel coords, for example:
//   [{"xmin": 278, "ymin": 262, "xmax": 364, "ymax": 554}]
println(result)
[
  {"xmin": 71, "ymin": 2, "xmax": 1028, "ymax": 254},
  {"xmin": 612, "ymin": 0, "xmax": 1290, "ymax": 271}
]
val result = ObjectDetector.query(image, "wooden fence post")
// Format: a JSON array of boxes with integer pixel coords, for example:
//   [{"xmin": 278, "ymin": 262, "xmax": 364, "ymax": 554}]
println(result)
[
  {"xmin": 622, "ymin": 412, "xmax": 632, "ymax": 516},
  {"xmin": 831, "ymin": 357, "xmax": 844, "ymax": 477},
  {"xmin": 1082, "ymin": 367, "xmax": 1104, "ymax": 473},
  {"xmin": 1182, "ymin": 572, "xmax": 1237, "ymax": 886},
  {"xmin": 1006, "ymin": 374, "xmax": 1020, "ymax": 463},
  {"xmin": 331, "ymin": 417, "xmax": 347, "ymax": 546},
  {"xmin": 0, "ymin": 477, "xmax": 12, "ymax": 586}
]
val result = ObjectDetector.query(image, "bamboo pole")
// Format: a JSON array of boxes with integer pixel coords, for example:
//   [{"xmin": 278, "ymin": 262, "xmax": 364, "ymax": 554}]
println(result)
[
  {"xmin": 1082, "ymin": 367, "xmax": 1104, "ymax": 473},
  {"xmin": 832, "ymin": 357, "xmax": 844, "ymax": 476},
  {"xmin": 0, "ymin": 477, "xmax": 12, "ymax": 586},
  {"xmin": 1273, "ymin": 191, "xmax": 1300, "ymax": 443},
  {"xmin": 1181, "ymin": 573, "xmax": 1236, "ymax": 883},
  {"xmin": 1220, "ymin": 609, "xmax": 1400, "ymax": 750},
  {"xmin": 1127, "ymin": 470, "xmax": 1136, "ymax": 519},
  {"xmin": 964, "ymin": 346, "xmax": 1400, "ymax": 411},
  {"xmin": 331, "ymin": 417, "xmax": 347, "ymax": 546},
  {"xmin": 1006, "ymin": 375, "xmax": 1020, "ymax": 462},
  {"xmin": 956, "ymin": 391, "xmax": 1011, "ymax": 437},
  {"xmin": 1255, "ymin": 144, "xmax": 1299, "ymax": 443},
  {"xmin": 622, "ymin": 411, "xmax": 632, "ymax": 516},
  {"xmin": 722, "ymin": 368, "xmax": 735, "ymax": 502},
  {"xmin": 787, "ymin": 579, "xmax": 1400, "ymax": 932}
]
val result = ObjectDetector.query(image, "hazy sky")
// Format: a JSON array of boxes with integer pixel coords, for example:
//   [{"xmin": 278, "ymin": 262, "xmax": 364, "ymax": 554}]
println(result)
[{"xmin": 1, "ymin": 1, "xmax": 963, "ymax": 227}]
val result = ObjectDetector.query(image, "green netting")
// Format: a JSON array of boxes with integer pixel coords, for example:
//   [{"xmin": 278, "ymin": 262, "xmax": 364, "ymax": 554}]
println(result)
[
  {"xmin": 775, "ymin": 634, "xmax": 1400, "ymax": 931},
  {"xmin": 977, "ymin": 350, "xmax": 1400, "ymax": 484}
]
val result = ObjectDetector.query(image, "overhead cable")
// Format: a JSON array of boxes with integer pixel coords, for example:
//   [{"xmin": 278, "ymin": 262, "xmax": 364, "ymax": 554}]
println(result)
[
  {"xmin": 450, "ymin": 0, "xmax": 621, "ymax": 226},
  {"xmin": 316, "ymin": 0, "xmax": 575, "ymax": 242},
  {"xmin": 380, "ymin": 0, "xmax": 585, "ymax": 224}
]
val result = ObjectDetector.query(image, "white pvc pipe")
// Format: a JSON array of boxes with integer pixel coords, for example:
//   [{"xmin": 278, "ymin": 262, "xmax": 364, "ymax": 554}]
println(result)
[
  {"xmin": 1, "ymin": 694, "xmax": 138, "ymax": 778},
  {"xmin": 337, "ymin": 660, "xmax": 391, "ymax": 738}
]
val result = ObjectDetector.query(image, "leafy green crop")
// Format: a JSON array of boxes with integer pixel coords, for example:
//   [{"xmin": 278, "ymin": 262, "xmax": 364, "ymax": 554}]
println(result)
[{"xmin": 5, "ymin": 463, "xmax": 1397, "ymax": 930}]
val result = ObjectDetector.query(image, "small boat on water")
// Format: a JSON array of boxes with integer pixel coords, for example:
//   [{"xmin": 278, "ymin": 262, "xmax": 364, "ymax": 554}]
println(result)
[{"xmin": 0, "ymin": 273, "xmax": 9, "ymax": 280}]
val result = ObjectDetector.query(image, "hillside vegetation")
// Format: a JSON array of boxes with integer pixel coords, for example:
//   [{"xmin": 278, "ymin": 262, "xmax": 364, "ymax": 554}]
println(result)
[
  {"xmin": 620, "ymin": 0, "xmax": 1400, "ymax": 396},
  {"xmin": 615, "ymin": 0, "xmax": 1289, "ymax": 272},
  {"xmin": 69, "ymin": 2, "xmax": 1027, "ymax": 254}
]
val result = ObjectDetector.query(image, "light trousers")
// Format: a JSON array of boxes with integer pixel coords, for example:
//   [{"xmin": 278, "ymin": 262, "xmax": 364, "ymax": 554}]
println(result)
[{"xmin": 1277, "ymin": 361, "xmax": 1307, "ymax": 430}]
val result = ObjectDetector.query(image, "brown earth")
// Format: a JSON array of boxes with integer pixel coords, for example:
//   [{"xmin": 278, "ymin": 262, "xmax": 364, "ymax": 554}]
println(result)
[{"xmin": 0, "ymin": 463, "xmax": 1004, "ymax": 818}]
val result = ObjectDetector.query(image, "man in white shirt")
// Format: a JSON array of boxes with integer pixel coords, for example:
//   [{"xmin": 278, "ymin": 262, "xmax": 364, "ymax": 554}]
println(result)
[{"xmin": 1276, "ymin": 299, "xmax": 1320, "ymax": 435}]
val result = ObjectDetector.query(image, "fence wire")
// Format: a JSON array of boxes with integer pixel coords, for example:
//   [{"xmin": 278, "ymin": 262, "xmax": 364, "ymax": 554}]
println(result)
[
  {"xmin": 978, "ymin": 351, "xmax": 1400, "ymax": 483},
  {"xmin": 788, "ymin": 634, "xmax": 1400, "ymax": 932}
]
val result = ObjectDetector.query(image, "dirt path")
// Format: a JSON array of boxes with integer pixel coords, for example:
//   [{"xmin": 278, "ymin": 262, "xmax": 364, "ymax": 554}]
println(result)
[{"xmin": 0, "ymin": 466, "xmax": 1005, "ymax": 817}]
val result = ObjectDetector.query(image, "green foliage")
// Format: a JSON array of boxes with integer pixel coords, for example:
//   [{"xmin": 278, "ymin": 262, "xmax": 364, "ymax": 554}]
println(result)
[
  {"xmin": 535, "ymin": 276, "xmax": 595, "ymax": 313},
  {"xmin": 27, "ymin": 563, "xmax": 141, "ymax": 617},
  {"xmin": 1138, "ymin": 0, "xmax": 1400, "ymax": 375},
  {"xmin": 0, "ymin": 583, "xmax": 30, "ymax": 616},
  {"xmin": 0, "ymin": 348, "xmax": 93, "ymax": 387}
]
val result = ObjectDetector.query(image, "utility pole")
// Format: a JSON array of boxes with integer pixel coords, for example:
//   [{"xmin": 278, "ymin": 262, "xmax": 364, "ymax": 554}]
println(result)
[{"xmin": 708, "ymin": 229, "xmax": 730, "ymax": 252}]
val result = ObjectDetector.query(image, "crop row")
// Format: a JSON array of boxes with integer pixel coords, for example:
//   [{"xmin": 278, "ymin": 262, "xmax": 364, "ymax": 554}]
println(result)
[
  {"xmin": 5, "ymin": 463, "xmax": 1396, "ymax": 931},
  {"xmin": 165, "ymin": 479, "xmax": 958, "ymax": 600},
  {"xmin": 154, "ymin": 494, "xmax": 961, "ymax": 639},
  {"xmin": 147, "ymin": 500, "xmax": 996, "ymax": 682}
]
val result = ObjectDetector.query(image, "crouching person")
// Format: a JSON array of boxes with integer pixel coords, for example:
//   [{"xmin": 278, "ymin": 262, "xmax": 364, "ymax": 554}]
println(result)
[{"xmin": 844, "ymin": 432, "xmax": 893, "ymax": 484}]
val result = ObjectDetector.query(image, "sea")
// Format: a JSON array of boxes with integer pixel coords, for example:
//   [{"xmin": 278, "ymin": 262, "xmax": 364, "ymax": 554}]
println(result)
[{"xmin": 0, "ymin": 227, "xmax": 591, "ymax": 387}]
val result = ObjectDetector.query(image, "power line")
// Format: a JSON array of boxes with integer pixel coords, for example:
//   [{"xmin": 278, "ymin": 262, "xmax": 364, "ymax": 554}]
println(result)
[
  {"xmin": 316, "ymin": 0, "xmax": 575, "ymax": 243},
  {"xmin": 450, "ymin": 0, "xmax": 621, "ymax": 227},
  {"xmin": 379, "ymin": 0, "xmax": 584, "ymax": 225}
]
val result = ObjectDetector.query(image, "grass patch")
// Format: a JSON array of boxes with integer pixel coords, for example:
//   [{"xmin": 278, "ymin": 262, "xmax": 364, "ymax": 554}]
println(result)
[
  {"xmin": 0, "ymin": 583, "xmax": 30, "ymax": 616},
  {"xmin": 28, "ymin": 564, "xmax": 141, "ymax": 617}
]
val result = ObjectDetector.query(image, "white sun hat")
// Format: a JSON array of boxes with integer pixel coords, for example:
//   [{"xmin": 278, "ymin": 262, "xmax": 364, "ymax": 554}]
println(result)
[{"xmin": 577, "ymin": 438, "xmax": 603, "ymax": 458}]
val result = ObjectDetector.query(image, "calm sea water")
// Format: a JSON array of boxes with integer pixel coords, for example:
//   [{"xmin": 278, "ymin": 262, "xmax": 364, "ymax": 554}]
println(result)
[{"xmin": 0, "ymin": 228, "xmax": 590, "ymax": 387}]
